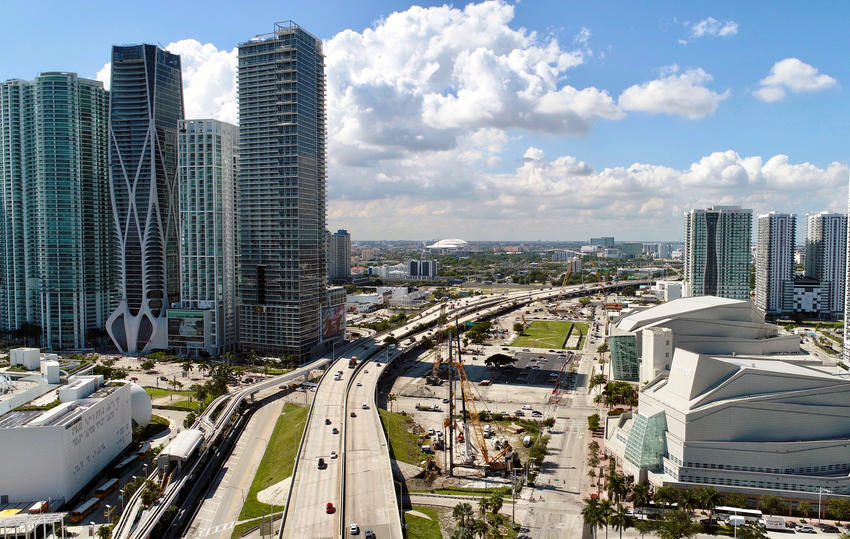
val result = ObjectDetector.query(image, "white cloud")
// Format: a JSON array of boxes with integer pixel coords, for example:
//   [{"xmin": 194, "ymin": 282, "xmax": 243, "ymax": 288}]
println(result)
[
  {"xmin": 95, "ymin": 40, "xmax": 237, "ymax": 124},
  {"xmin": 618, "ymin": 67, "xmax": 730, "ymax": 119},
  {"xmin": 688, "ymin": 17, "xmax": 738, "ymax": 39},
  {"xmin": 754, "ymin": 58, "xmax": 837, "ymax": 102}
]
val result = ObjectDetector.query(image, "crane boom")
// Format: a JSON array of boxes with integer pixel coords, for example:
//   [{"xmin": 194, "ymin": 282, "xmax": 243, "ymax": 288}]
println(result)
[{"xmin": 426, "ymin": 304, "xmax": 447, "ymax": 385}]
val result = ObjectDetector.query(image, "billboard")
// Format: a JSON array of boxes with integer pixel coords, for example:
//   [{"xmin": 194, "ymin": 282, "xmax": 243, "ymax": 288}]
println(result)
[{"xmin": 322, "ymin": 305, "xmax": 346, "ymax": 338}]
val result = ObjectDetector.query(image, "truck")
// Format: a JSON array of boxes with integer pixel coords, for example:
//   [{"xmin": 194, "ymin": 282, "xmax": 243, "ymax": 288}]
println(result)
[
  {"xmin": 761, "ymin": 516, "xmax": 786, "ymax": 530},
  {"xmin": 348, "ymin": 356, "xmax": 358, "ymax": 368},
  {"xmin": 483, "ymin": 424, "xmax": 492, "ymax": 438}
]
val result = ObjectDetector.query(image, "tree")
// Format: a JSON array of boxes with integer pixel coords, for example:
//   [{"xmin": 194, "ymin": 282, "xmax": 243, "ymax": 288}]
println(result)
[
  {"xmin": 579, "ymin": 297, "xmax": 592, "ymax": 306},
  {"xmin": 471, "ymin": 518, "xmax": 488, "ymax": 539},
  {"xmin": 622, "ymin": 286, "xmax": 637, "ymax": 297},
  {"xmin": 759, "ymin": 494, "xmax": 784, "ymax": 516},
  {"xmin": 633, "ymin": 519, "xmax": 655, "ymax": 539},
  {"xmin": 484, "ymin": 353, "xmax": 516, "ymax": 369},
  {"xmin": 696, "ymin": 486, "xmax": 721, "ymax": 519},
  {"xmin": 141, "ymin": 359, "xmax": 155, "ymax": 372},
  {"xmin": 607, "ymin": 473, "xmax": 627, "ymax": 504},
  {"xmin": 798, "ymin": 500, "xmax": 812, "ymax": 519},
  {"xmin": 246, "ymin": 349, "xmax": 258, "ymax": 367},
  {"xmin": 191, "ymin": 384, "xmax": 208, "ymax": 406},
  {"xmin": 736, "ymin": 522, "xmax": 769, "ymax": 539},
  {"xmin": 477, "ymin": 496, "xmax": 492, "ymax": 520},
  {"xmin": 678, "ymin": 490, "xmax": 699, "ymax": 514},
  {"xmin": 182, "ymin": 361, "xmax": 193, "ymax": 377},
  {"xmin": 653, "ymin": 486, "xmax": 678, "ymax": 513},
  {"xmin": 582, "ymin": 497, "xmax": 605, "ymax": 539},
  {"xmin": 609, "ymin": 503, "xmax": 631, "ymax": 539},
  {"xmin": 96, "ymin": 524, "xmax": 112, "ymax": 539},
  {"xmin": 588, "ymin": 413, "xmax": 601, "ymax": 430},
  {"xmin": 513, "ymin": 322, "xmax": 524, "ymax": 333},
  {"xmin": 828, "ymin": 498, "xmax": 850, "ymax": 521},
  {"xmin": 599, "ymin": 499, "xmax": 612, "ymax": 539},
  {"xmin": 597, "ymin": 342, "xmax": 610, "ymax": 355},
  {"xmin": 183, "ymin": 412, "xmax": 196, "ymax": 429},
  {"xmin": 725, "ymin": 492, "xmax": 748, "ymax": 510},
  {"xmin": 139, "ymin": 480, "xmax": 160, "ymax": 508},
  {"xmin": 387, "ymin": 393, "xmax": 397, "ymax": 413},
  {"xmin": 222, "ymin": 351, "xmax": 235, "ymax": 366},
  {"xmin": 384, "ymin": 335, "xmax": 398, "ymax": 345},
  {"xmin": 453, "ymin": 502, "xmax": 474, "ymax": 528},
  {"xmin": 542, "ymin": 416, "xmax": 555, "ymax": 428},
  {"xmin": 655, "ymin": 510, "xmax": 700, "ymax": 539},
  {"xmin": 631, "ymin": 483, "xmax": 651, "ymax": 508}
]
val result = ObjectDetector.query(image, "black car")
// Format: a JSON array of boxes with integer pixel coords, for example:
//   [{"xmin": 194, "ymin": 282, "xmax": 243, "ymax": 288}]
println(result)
[
  {"xmin": 325, "ymin": 418, "xmax": 331, "ymax": 425},
  {"xmin": 318, "ymin": 458, "xmax": 327, "ymax": 469},
  {"xmin": 819, "ymin": 524, "xmax": 840, "ymax": 533},
  {"xmin": 332, "ymin": 427, "xmax": 339, "ymax": 434}
]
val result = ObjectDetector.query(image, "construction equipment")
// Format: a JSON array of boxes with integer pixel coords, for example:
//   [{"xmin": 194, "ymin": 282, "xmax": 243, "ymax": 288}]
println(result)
[
  {"xmin": 426, "ymin": 304, "xmax": 447, "ymax": 385},
  {"xmin": 549, "ymin": 258, "xmax": 580, "ymax": 316}
]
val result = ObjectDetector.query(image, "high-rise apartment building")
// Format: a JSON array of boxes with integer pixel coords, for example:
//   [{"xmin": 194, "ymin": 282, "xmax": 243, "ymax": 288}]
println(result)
[
  {"xmin": 805, "ymin": 212, "xmax": 847, "ymax": 317},
  {"xmin": 684, "ymin": 206, "xmax": 752, "ymax": 300},
  {"xmin": 171, "ymin": 119, "xmax": 238, "ymax": 356},
  {"xmin": 755, "ymin": 212, "xmax": 795, "ymax": 315},
  {"xmin": 237, "ymin": 22, "xmax": 327, "ymax": 360},
  {"xmin": 328, "ymin": 229, "xmax": 351, "ymax": 282},
  {"xmin": 106, "ymin": 45, "xmax": 184, "ymax": 354},
  {"xmin": 0, "ymin": 73, "xmax": 114, "ymax": 350},
  {"xmin": 590, "ymin": 236, "xmax": 615, "ymax": 247}
]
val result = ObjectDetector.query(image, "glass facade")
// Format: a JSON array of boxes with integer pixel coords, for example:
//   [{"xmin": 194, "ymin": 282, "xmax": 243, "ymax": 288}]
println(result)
[
  {"xmin": 624, "ymin": 411, "xmax": 667, "ymax": 471},
  {"xmin": 175, "ymin": 119, "xmax": 238, "ymax": 355},
  {"xmin": 106, "ymin": 45, "xmax": 184, "ymax": 353},
  {"xmin": 684, "ymin": 206, "xmax": 752, "ymax": 300},
  {"xmin": 610, "ymin": 333, "xmax": 639, "ymax": 381},
  {"xmin": 237, "ymin": 22, "xmax": 326, "ymax": 361},
  {"xmin": 0, "ymin": 73, "xmax": 114, "ymax": 350}
]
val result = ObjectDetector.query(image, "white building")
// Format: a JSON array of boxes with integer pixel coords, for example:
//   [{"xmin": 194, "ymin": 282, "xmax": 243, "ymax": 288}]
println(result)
[
  {"xmin": 607, "ymin": 349, "xmax": 850, "ymax": 500},
  {"xmin": 552, "ymin": 250, "xmax": 581, "ymax": 262},
  {"xmin": 426, "ymin": 238, "xmax": 469, "ymax": 254},
  {"xmin": 755, "ymin": 212, "xmax": 796, "ymax": 315},
  {"xmin": 650, "ymin": 281, "xmax": 683, "ymax": 302},
  {"xmin": 806, "ymin": 212, "xmax": 847, "ymax": 317},
  {"xmin": 0, "ymin": 378, "xmax": 150, "ymax": 505},
  {"xmin": 346, "ymin": 293, "xmax": 387, "ymax": 313},
  {"xmin": 684, "ymin": 206, "xmax": 752, "ymax": 300}
]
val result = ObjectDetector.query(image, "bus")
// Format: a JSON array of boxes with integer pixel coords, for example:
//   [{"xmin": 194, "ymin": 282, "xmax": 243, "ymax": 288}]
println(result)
[
  {"xmin": 95, "ymin": 478, "xmax": 120, "ymax": 499},
  {"xmin": 70, "ymin": 497, "xmax": 100, "ymax": 523},
  {"xmin": 713, "ymin": 505, "xmax": 762, "ymax": 522},
  {"xmin": 137, "ymin": 442, "xmax": 151, "ymax": 457},
  {"xmin": 113, "ymin": 454, "xmax": 137, "ymax": 473}
]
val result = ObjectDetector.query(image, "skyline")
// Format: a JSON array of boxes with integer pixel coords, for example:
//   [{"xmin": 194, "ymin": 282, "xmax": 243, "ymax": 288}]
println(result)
[{"xmin": 3, "ymin": 0, "xmax": 848, "ymax": 241}]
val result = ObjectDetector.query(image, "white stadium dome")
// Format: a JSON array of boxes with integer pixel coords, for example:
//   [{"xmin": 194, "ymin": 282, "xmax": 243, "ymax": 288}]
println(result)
[{"xmin": 427, "ymin": 238, "xmax": 468, "ymax": 249}]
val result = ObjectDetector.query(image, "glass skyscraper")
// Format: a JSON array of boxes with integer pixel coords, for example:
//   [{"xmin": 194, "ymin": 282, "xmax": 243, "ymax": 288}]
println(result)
[
  {"xmin": 0, "ymin": 73, "xmax": 114, "ymax": 349},
  {"xmin": 684, "ymin": 206, "xmax": 752, "ymax": 300},
  {"xmin": 106, "ymin": 45, "xmax": 184, "ymax": 354},
  {"xmin": 237, "ymin": 22, "xmax": 327, "ymax": 361},
  {"xmin": 172, "ymin": 119, "xmax": 238, "ymax": 356}
]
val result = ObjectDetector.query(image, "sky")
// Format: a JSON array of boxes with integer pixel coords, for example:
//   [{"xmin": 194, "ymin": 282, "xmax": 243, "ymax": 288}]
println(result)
[{"xmin": 4, "ymin": 0, "xmax": 849, "ymax": 241}]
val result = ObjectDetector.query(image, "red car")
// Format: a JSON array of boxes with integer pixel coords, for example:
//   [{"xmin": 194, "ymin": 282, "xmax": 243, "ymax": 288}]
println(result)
[{"xmin": 326, "ymin": 502, "xmax": 335, "ymax": 514}]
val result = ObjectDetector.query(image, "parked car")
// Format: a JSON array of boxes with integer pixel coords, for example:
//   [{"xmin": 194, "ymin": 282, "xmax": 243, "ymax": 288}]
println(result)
[
  {"xmin": 514, "ymin": 410, "xmax": 525, "ymax": 417},
  {"xmin": 795, "ymin": 524, "xmax": 816, "ymax": 533}
]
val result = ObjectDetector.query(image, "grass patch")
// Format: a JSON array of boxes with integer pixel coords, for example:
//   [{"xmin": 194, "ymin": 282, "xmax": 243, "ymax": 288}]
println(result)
[
  {"xmin": 229, "ymin": 513, "xmax": 283, "ymax": 539},
  {"xmin": 144, "ymin": 387, "xmax": 192, "ymax": 400},
  {"xmin": 512, "ymin": 320, "xmax": 574, "ymax": 349},
  {"xmin": 379, "ymin": 408, "xmax": 426, "ymax": 465},
  {"xmin": 133, "ymin": 414, "xmax": 169, "ymax": 443},
  {"xmin": 572, "ymin": 322, "xmax": 589, "ymax": 350},
  {"xmin": 170, "ymin": 398, "xmax": 205, "ymax": 411},
  {"xmin": 404, "ymin": 506, "xmax": 443, "ymax": 539},
  {"xmin": 233, "ymin": 403, "xmax": 309, "ymax": 531}
]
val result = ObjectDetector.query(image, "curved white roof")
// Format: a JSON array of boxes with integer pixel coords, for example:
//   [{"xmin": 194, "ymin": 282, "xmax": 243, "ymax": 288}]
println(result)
[
  {"xmin": 160, "ymin": 429, "xmax": 204, "ymax": 461},
  {"xmin": 427, "ymin": 238, "xmax": 468, "ymax": 249}
]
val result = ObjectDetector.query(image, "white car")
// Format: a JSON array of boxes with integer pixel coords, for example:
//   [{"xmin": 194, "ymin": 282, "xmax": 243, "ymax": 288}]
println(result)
[
  {"xmin": 350, "ymin": 523, "xmax": 360, "ymax": 535},
  {"xmin": 330, "ymin": 450, "xmax": 338, "ymax": 459}
]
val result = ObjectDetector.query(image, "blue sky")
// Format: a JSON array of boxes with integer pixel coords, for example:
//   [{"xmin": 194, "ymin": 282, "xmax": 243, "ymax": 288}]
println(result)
[{"xmin": 4, "ymin": 1, "xmax": 848, "ymax": 240}]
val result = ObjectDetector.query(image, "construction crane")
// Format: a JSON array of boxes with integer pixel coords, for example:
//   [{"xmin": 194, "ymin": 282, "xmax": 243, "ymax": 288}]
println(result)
[
  {"xmin": 548, "ymin": 258, "xmax": 580, "ymax": 316},
  {"xmin": 426, "ymin": 303, "xmax": 447, "ymax": 385}
]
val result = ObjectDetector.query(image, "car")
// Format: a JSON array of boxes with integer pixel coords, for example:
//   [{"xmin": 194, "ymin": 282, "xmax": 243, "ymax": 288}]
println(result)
[
  {"xmin": 326, "ymin": 502, "xmax": 335, "ymax": 513},
  {"xmin": 514, "ymin": 410, "xmax": 525, "ymax": 417},
  {"xmin": 350, "ymin": 523, "xmax": 360, "ymax": 535},
  {"xmin": 364, "ymin": 370, "xmax": 369, "ymax": 374},
  {"xmin": 362, "ymin": 402, "xmax": 368, "ymax": 409},
  {"xmin": 522, "ymin": 348, "xmax": 530, "ymax": 352},
  {"xmin": 325, "ymin": 418, "xmax": 331, "ymax": 425},
  {"xmin": 356, "ymin": 382, "xmax": 362, "ymax": 387},
  {"xmin": 442, "ymin": 398, "xmax": 450, "ymax": 403},
  {"xmin": 502, "ymin": 347, "xmax": 509, "ymax": 351},
  {"xmin": 818, "ymin": 524, "xmax": 840, "ymax": 533},
  {"xmin": 531, "ymin": 410, "xmax": 543, "ymax": 417},
  {"xmin": 332, "ymin": 427, "xmax": 339, "ymax": 434},
  {"xmin": 330, "ymin": 450, "xmax": 338, "ymax": 459},
  {"xmin": 365, "ymin": 531, "xmax": 376, "ymax": 539},
  {"xmin": 350, "ymin": 411, "xmax": 357, "ymax": 417},
  {"xmin": 318, "ymin": 458, "xmax": 326, "ymax": 469},
  {"xmin": 522, "ymin": 404, "xmax": 533, "ymax": 410},
  {"xmin": 548, "ymin": 349, "xmax": 555, "ymax": 352},
  {"xmin": 795, "ymin": 524, "xmax": 816, "ymax": 533}
]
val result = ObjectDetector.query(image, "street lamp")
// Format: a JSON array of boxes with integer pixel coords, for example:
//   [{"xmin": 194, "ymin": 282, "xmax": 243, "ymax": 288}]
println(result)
[{"xmin": 819, "ymin": 487, "xmax": 832, "ymax": 524}]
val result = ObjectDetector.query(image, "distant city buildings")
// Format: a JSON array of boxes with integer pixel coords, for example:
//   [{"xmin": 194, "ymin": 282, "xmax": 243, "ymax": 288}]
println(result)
[
  {"xmin": 551, "ymin": 250, "xmax": 581, "ymax": 262},
  {"xmin": 171, "ymin": 119, "xmax": 238, "ymax": 356},
  {"xmin": 408, "ymin": 259, "xmax": 438, "ymax": 280},
  {"xmin": 328, "ymin": 229, "xmax": 351, "ymax": 282},
  {"xmin": 237, "ymin": 22, "xmax": 329, "ymax": 360},
  {"xmin": 106, "ymin": 44, "xmax": 184, "ymax": 354},
  {"xmin": 805, "ymin": 212, "xmax": 846, "ymax": 318},
  {"xmin": 755, "ymin": 212, "xmax": 796, "ymax": 315},
  {"xmin": 684, "ymin": 206, "xmax": 752, "ymax": 300},
  {"xmin": 0, "ymin": 73, "xmax": 115, "ymax": 350},
  {"xmin": 590, "ymin": 236, "xmax": 615, "ymax": 247}
]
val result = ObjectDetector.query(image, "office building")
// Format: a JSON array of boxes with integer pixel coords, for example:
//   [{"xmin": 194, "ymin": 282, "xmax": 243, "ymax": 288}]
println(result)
[
  {"xmin": 805, "ymin": 212, "xmax": 847, "ymax": 318},
  {"xmin": 552, "ymin": 250, "xmax": 580, "ymax": 262},
  {"xmin": 408, "ymin": 259, "xmax": 438, "ymax": 280},
  {"xmin": 684, "ymin": 206, "xmax": 752, "ymax": 300},
  {"xmin": 238, "ymin": 22, "xmax": 327, "ymax": 360},
  {"xmin": 171, "ymin": 119, "xmax": 238, "ymax": 356},
  {"xmin": 328, "ymin": 229, "xmax": 351, "ymax": 282},
  {"xmin": 755, "ymin": 212, "xmax": 796, "ymax": 315},
  {"xmin": 0, "ymin": 377, "xmax": 151, "ymax": 505},
  {"xmin": 0, "ymin": 73, "xmax": 114, "ymax": 350},
  {"xmin": 106, "ymin": 45, "xmax": 184, "ymax": 354},
  {"xmin": 590, "ymin": 237, "xmax": 615, "ymax": 247}
]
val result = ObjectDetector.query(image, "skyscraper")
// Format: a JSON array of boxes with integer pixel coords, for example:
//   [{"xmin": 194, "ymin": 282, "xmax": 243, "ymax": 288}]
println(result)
[
  {"xmin": 328, "ymin": 229, "xmax": 351, "ymax": 282},
  {"xmin": 106, "ymin": 45, "xmax": 184, "ymax": 354},
  {"xmin": 237, "ymin": 22, "xmax": 327, "ymax": 360},
  {"xmin": 805, "ymin": 211, "xmax": 847, "ymax": 317},
  {"xmin": 755, "ymin": 212, "xmax": 795, "ymax": 315},
  {"xmin": 171, "ymin": 119, "xmax": 238, "ymax": 356},
  {"xmin": 0, "ymin": 73, "xmax": 114, "ymax": 350},
  {"xmin": 684, "ymin": 206, "xmax": 752, "ymax": 300}
]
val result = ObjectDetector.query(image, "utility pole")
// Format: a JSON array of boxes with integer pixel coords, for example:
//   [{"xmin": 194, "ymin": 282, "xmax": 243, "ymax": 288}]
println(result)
[
  {"xmin": 511, "ymin": 466, "xmax": 516, "ymax": 529},
  {"xmin": 447, "ymin": 327, "xmax": 454, "ymax": 477}
]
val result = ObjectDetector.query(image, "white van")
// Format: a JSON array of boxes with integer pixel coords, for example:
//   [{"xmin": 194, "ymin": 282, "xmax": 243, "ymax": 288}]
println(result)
[
  {"xmin": 522, "ymin": 404, "xmax": 533, "ymax": 410},
  {"xmin": 361, "ymin": 402, "xmax": 368, "ymax": 409},
  {"xmin": 726, "ymin": 516, "xmax": 746, "ymax": 527}
]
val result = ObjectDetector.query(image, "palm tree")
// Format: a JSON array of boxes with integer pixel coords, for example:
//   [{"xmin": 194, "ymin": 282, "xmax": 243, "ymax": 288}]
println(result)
[
  {"xmin": 190, "ymin": 384, "xmax": 208, "ymax": 408},
  {"xmin": 182, "ymin": 361, "xmax": 193, "ymax": 377},
  {"xmin": 387, "ymin": 393, "xmax": 397, "ymax": 413},
  {"xmin": 582, "ymin": 497, "xmax": 604, "ymax": 539},
  {"xmin": 477, "ymin": 496, "xmax": 492, "ymax": 520},
  {"xmin": 736, "ymin": 522, "xmax": 768, "ymax": 539},
  {"xmin": 588, "ymin": 469, "xmax": 597, "ymax": 486},
  {"xmin": 607, "ymin": 473, "xmax": 627, "ymax": 503},
  {"xmin": 697, "ymin": 486, "xmax": 721, "ymax": 520},
  {"xmin": 599, "ymin": 499, "xmax": 612, "ymax": 539},
  {"xmin": 247, "ymin": 349, "xmax": 258, "ymax": 368},
  {"xmin": 221, "ymin": 351, "xmax": 235, "ymax": 366},
  {"xmin": 656, "ymin": 510, "xmax": 700, "ymax": 539},
  {"xmin": 488, "ymin": 492, "xmax": 503, "ymax": 517},
  {"xmin": 453, "ymin": 502, "xmax": 473, "ymax": 528},
  {"xmin": 653, "ymin": 486, "xmax": 678, "ymax": 514},
  {"xmin": 609, "ymin": 503, "xmax": 631, "ymax": 539},
  {"xmin": 633, "ymin": 519, "xmax": 654, "ymax": 539},
  {"xmin": 471, "ymin": 518, "xmax": 488, "ymax": 539},
  {"xmin": 632, "ymin": 483, "xmax": 651, "ymax": 508},
  {"xmin": 679, "ymin": 489, "xmax": 698, "ymax": 514}
]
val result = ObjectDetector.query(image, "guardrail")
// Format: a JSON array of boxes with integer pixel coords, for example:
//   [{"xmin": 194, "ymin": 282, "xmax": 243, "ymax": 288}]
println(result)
[
  {"xmin": 370, "ymin": 350, "xmax": 405, "ymax": 538},
  {"xmin": 338, "ymin": 356, "xmax": 371, "ymax": 538}
]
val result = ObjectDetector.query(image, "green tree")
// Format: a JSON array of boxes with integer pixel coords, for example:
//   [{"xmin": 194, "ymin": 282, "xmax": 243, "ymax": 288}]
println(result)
[
  {"xmin": 221, "ymin": 351, "xmax": 235, "ymax": 366},
  {"xmin": 725, "ymin": 492, "xmax": 748, "ymax": 509},
  {"xmin": 736, "ymin": 522, "xmax": 769, "ymax": 539},
  {"xmin": 609, "ymin": 503, "xmax": 631, "ymax": 539},
  {"xmin": 798, "ymin": 500, "xmax": 812, "ymax": 518},
  {"xmin": 484, "ymin": 353, "xmax": 516, "ymax": 369},
  {"xmin": 655, "ymin": 510, "xmax": 700, "ymax": 539},
  {"xmin": 607, "ymin": 473, "xmax": 627, "ymax": 504},
  {"xmin": 828, "ymin": 498, "xmax": 850, "ymax": 521},
  {"xmin": 631, "ymin": 483, "xmax": 651, "ymax": 508},
  {"xmin": 182, "ymin": 360, "xmax": 193, "ymax": 377},
  {"xmin": 599, "ymin": 499, "xmax": 612, "ymax": 539},
  {"xmin": 513, "ymin": 322, "xmax": 524, "ymax": 333},
  {"xmin": 387, "ymin": 393, "xmax": 397, "ymax": 413},
  {"xmin": 633, "ymin": 519, "xmax": 655, "ymax": 539},
  {"xmin": 759, "ymin": 494, "xmax": 784, "ymax": 516},
  {"xmin": 597, "ymin": 341, "xmax": 610, "ymax": 354},
  {"xmin": 622, "ymin": 286, "xmax": 637, "ymax": 297},
  {"xmin": 96, "ymin": 524, "xmax": 112, "ymax": 539},
  {"xmin": 579, "ymin": 297, "xmax": 592, "ymax": 306},
  {"xmin": 183, "ymin": 412, "xmax": 196, "ymax": 429},
  {"xmin": 471, "ymin": 518, "xmax": 488, "ymax": 538},
  {"xmin": 696, "ymin": 486, "xmax": 721, "ymax": 519},
  {"xmin": 139, "ymin": 480, "xmax": 160, "ymax": 508},
  {"xmin": 477, "ymin": 496, "xmax": 492, "ymax": 520},
  {"xmin": 653, "ymin": 486, "xmax": 679, "ymax": 513},
  {"xmin": 678, "ymin": 490, "xmax": 699, "ymax": 514},
  {"xmin": 190, "ymin": 383, "xmax": 208, "ymax": 406},
  {"xmin": 453, "ymin": 502, "xmax": 474, "ymax": 528},
  {"xmin": 582, "ymin": 497, "xmax": 605, "ymax": 539},
  {"xmin": 587, "ymin": 413, "xmax": 601, "ymax": 430}
]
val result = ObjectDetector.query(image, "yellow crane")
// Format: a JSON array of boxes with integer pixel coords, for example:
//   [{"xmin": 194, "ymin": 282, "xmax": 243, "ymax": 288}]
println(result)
[
  {"xmin": 426, "ymin": 303, "xmax": 447, "ymax": 385},
  {"xmin": 549, "ymin": 258, "xmax": 580, "ymax": 316}
]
